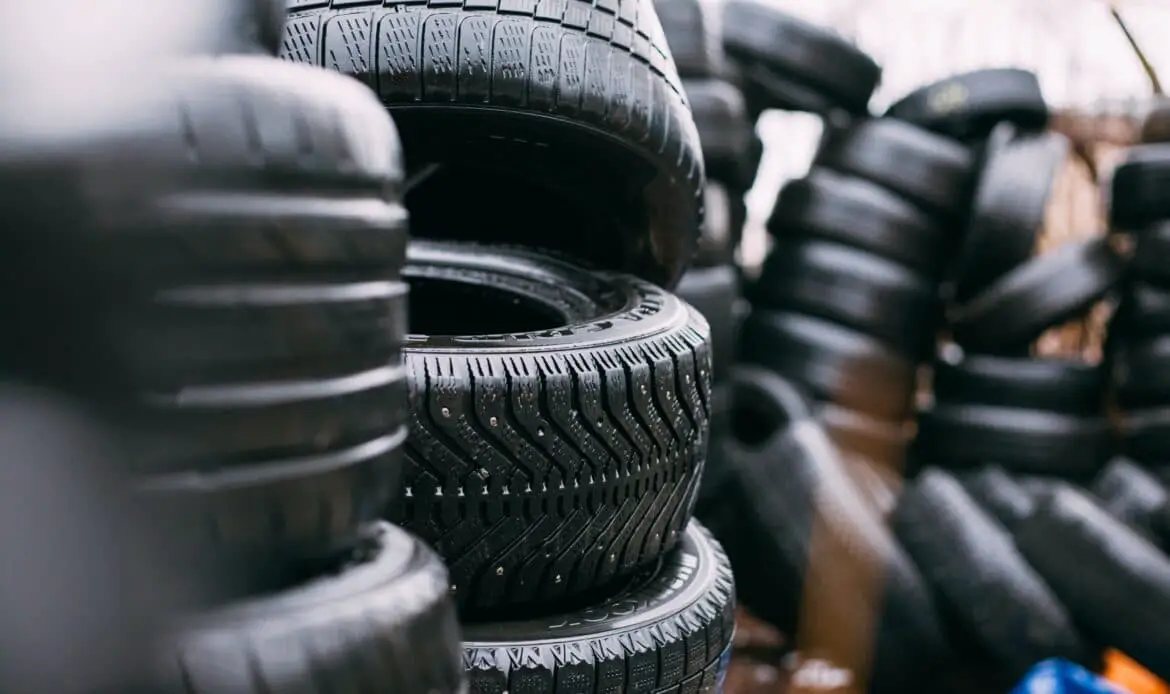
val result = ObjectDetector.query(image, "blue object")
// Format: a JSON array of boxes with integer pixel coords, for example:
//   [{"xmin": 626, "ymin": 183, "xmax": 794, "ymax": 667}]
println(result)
[{"xmin": 1011, "ymin": 659, "xmax": 1131, "ymax": 694}]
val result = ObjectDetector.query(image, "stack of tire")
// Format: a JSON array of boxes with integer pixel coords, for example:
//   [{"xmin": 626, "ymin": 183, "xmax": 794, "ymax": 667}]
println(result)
[{"xmin": 281, "ymin": 1, "xmax": 737, "ymax": 692}]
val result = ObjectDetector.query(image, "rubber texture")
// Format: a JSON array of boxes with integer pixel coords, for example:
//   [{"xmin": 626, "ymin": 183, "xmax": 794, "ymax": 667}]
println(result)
[
  {"xmin": 693, "ymin": 180, "xmax": 745, "ymax": 266},
  {"xmin": 752, "ymin": 238, "xmax": 936, "ymax": 355},
  {"xmin": 463, "ymin": 521, "xmax": 734, "ymax": 694},
  {"xmin": 1090, "ymin": 458, "xmax": 1169, "ymax": 545},
  {"xmin": 739, "ymin": 310, "xmax": 917, "ymax": 420},
  {"xmin": 655, "ymin": 0, "xmax": 724, "ymax": 78},
  {"xmin": 915, "ymin": 404, "xmax": 1110, "ymax": 479},
  {"xmin": 281, "ymin": 0, "xmax": 704, "ymax": 289},
  {"xmin": 718, "ymin": 368, "xmax": 952, "ymax": 694},
  {"xmin": 949, "ymin": 237, "xmax": 1125, "ymax": 355},
  {"xmin": 66, "ymin": 57, "xmax": 412, "ymax": 587},
  {"xmin": 683, "ymin": 79, "xmax": 756, "ymax": 189},
  {"xmin": 958, "ymin": 465, "xmax": 1037, "ymax": 533},
  {"xmin": 676, "ymin": 264, "xmax": 744, "ymax": 384},
  {"xmin": 883, "ymin": 68, "xmax": 1048, "ymax": 142},
  {"xmin": 1110, "ymin": 144, "xmax": 1170, "ymax": 231},
  {"xmin": 1108, "ymin": 281, "xmax": 1170, "ymax": 340},
  {"xmin": 397, "ymin": 241, "xmax": 712, "ymax": 615},
  {"xmin": 931, "ymin": 352, "xmax": 1105, "ymax": 416},
  {"xmin": 167, "ymin": 522, "xmax": 466, "ymax": 694},
  {"xmin": 815, "ymin": 118, "xmax": 976, "ymax": 218},
  {"xmin": 892, "ymin": 469, "xmax": 1088, "ymax": 680},
  {"xmin": 767, "ymin": 167, "xmax": 949, "ymax": 277},
  {"xmin": 819, "ymin": 402, "xmax": 908, "ymax": 472},
  {"xmin": 951, "ymin": 124, "xmax": 1069, "ymax": 303},
  {"xmin": 1132, "ymin": 222, "xmax": 1170, "ymax": 287},
  {"xmin": 1119, "ymin": 407, "xmax": 1170, "ymax": 464},
  {"xmin": 1016, "ymin": 485, "xmax": 1170, "ymax": 682},
  {"xmin": 1114, "ymin": 336, "xmax": 1170, "ymax": 409},
  {"xmin": 721, "ymin": 0, "xmax": 879, "ymax": 115}
]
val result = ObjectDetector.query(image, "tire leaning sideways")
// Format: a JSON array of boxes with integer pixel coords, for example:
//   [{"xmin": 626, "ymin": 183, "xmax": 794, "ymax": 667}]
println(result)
[
  {"xmin": 166, "ymin": 522, "xmax": 465, "ymax": 694},
  {"xmin": 464, "ymin": 521, "xmax": 735, "ymax": 694},
  {"xmin": 281, "ymin": 0, "xmax": 704, "ymax": 288},
  {"xmin": 398, "ymin": 241, "xmax": 713, "ymax": 615}
]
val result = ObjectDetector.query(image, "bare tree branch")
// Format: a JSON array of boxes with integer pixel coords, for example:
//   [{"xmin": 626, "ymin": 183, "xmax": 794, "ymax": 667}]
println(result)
[{"xmin": 1109, "ymin": 3, "xmax": 1163, "ymax": 95}]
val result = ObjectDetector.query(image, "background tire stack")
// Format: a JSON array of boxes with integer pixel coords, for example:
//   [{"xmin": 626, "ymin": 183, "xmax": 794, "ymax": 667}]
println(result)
[{"xmin": 282, "ymin": 1, "xmax": 737, "ymax": 691}]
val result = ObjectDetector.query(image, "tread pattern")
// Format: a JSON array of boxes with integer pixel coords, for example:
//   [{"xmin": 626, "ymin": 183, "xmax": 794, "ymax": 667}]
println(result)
[{"xmin": 463, "ymin": 522, "xmax": 735, "ymax": 694}]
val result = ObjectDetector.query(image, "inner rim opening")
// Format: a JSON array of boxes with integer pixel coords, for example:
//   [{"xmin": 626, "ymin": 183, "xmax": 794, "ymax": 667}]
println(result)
[
  {"xmin": 731, "ymin": 398, "xmax": 783, "ymax": 446},
  {"xmin": 408, "ymin": 276, "xmax": 567, "ymax": 336}
]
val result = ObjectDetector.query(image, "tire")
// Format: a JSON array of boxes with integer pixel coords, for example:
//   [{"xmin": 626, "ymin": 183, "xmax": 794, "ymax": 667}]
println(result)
[
  {"xmin": 751, "ymin": 238, "xmax": 936, "ymax": 355},
  {"xmin": 1110, "ymin": 144, "xmax": 1170, "ymax": 232},
  {"xmin": 931, "ymin": 352, "xmax": 1105, "ymax": 416},
  {"xmin": 892, "ymin": 469, "xmax": 1089, "ymax": 680},
  {"xmin": 55, "ymin": 56, "xmax": 411, "ymax": 587},
  {"xmin": 950, "ymin": 124, "xmax": 1069, "ymax": 303},
  {"xmin": 1119, "ymin": 407, "xmax": 1170, "ymax": 464},
  {"xmin": 883, "ymin": 68, "xmax": 1048, "ymax": 143},
  {"xmin": 463, "ymin": 521, "xmax": 734, "ymax": 694},
  {"xmin": 949, "ymin": 237, "xmax": 1125, "ymax": 355},
  {"xmin": 683, "ymin": 79, "xmax": 756, "ymax": 189},
  {"xmin": 1132, "ymin": 222, "xmax": 1170, "ymax": 288},
  {"xmin": 1089, "ymin": 457, "xmax": 1169, "ymax": 545},
  {"xmin": 1108, "ymin": 281, "xmax": 1170, "ymax": 340},
  {"xmin": 281, "ymin": 0, "xmax": 704, "ymax": 289},
  {"xmin": 957, "ymin": 465, "xmax": 1037, "ymax": 533},
  {"xmin": 739, "ymin": 310, "xmax": 917, "ymax": 420},
  {"xmin": 815, "ymin": 118, "xmax": 976, "ymax": 219},
  {"xmin": 718, "ymin": 368, "xmax": 952, "ymax": 694},
  {"xmin": 694, "ymin": 180, "xmax": 746, "ymax": 266},
  {"xmin": 654, "ymin": 0, "xmax": 724, "ymax": 78},
  {"xmin": 1015, "ymin": 485, "xmax": 1170, "ymax": 682},
  {"xmin": 915, "ymin": 404, "xmax": 1110, "ymax": 479},
  {"xmin": 1114, "ymin": 336, "xmax": 1170, "ymax": 409},
  {"xmin": 167, "ymin": 522, "xmax": 466, "ymax": 694},
  {"xmin": 676, "ymin": 264, "xmax": 744, "ymax": 383},
  {"xmin": 767, "ymin": 168, "xmax": 949, "ymax": 277},
  {"xmin": 397, "ymin": 241, "xmax": 712, "ymax": 615},
  {"xmin": 721, "ymin": 0, "xmax": 880, "ymax": 115}
]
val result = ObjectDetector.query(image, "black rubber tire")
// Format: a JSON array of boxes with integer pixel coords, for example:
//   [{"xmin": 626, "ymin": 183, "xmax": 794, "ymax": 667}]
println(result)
[
  {"xmin": 56, "ymin": 57, "xmax": 412, "ymax": 588},
  {"xmin": 892, "ymin": 469, "xmax": 1089, "ymax": 680},
  {"xmin": 718, "ymin": 367, "xmax": 952, "ymax": 694},
  {"xmin": 1110, "ymin": 144, "xmax": 1170, "ymax": 231},
  {"xmin": 167, "ymin": 522, "xmax": 465, "ymax": 694},
  {"xmin": 683, "ymin": 79, "xmax": 756, "ymax": 189},
  {"xmin": 767, "ymin": 168, "xmax": 949, "ymax": 277},
  {"xmin": 655, "ymin": 0, "xmax": 724, "ymax": 78},
  {"xmin": 463, "ymin": 521, "xmax": 734, "ymax": 694},
  {"xmin": 883, "ymin": 68, "xmax": 1048, "ymax": 143},
  {"xmin": 1119, "ymin": 407, "xmax": 1170, "ymax": 464},
  {"xmin": 281, "ymin": 0, "xmax": 703, "ymax": 289},
  {"xmin": 1110, "ymin": 281, "xmax": 1170, "ymax": 340},
  {"xmin": 949, "ymin": 237, "xmax": 1125, "ymax": 355},
  {"xmin": 693, "ymin": 180, "xmax": 746, "ymax": 266},
  {"xmin": 676, "ymin": 264, "xmax": 744, "ymax": 384},
  {"xmin": 819, "ymin": 402, "xmax": 908, "ymax": 473},
  {"xmin": 815, "ymin": 118, "xmax": 976, "ymax": 218},
  {"xmin": 1015, "ymin": 485, "xmax": 1170, "ymax": 682},
  {"xmin": 950, "ymin": 124, "xmax": 1069, "ymax": 303},
  {"xmin": 1132, "ymin": 222, "xmax": 1170, "ymax": 288},
  {"xmin": 957, "ymin": 465, "xmax": 1037, "ymax": 533},
  {"xmin": 1089, "ymin": 457, "xmax": 1169, "ymax": 545},
  {"xmin": 721, "ymin": 0, "xmax": 879, "ymax": 115},
  {"xmin": 1114, "ymin": 336, "xmax": 1170, "ymax": 409},
  {"xmin": 931, "ymin": 352, "xmax": 1105, "ymax": 416},
  {"xmin": 915, "ymin": 404, "xmax": 1110, "ymax": 479},
  {"xmin": 752, "ymin": 238, "xmax": 936, "ymax": 355},
  {"xmin": 397, "ymin": 241, "xmax": 712, "ymax": 615},
  {"xmin": 739, "ymin": 310, "xmax": 917, "ymax": 420}
]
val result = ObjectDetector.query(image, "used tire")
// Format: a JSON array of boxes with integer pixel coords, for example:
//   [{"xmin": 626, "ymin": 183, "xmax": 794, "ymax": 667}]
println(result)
[
  {"xmin": 683, "ymin": 78, "xmax": 756, "ymax": 190},
  {"xmin": 931, "ymin": 352, "xmax": 1105, "ymax": 416},
  {"xmin": 1110, "ymin": 144, "xmax": 1170, "ymax": 232},
  {"xmin": 1107, "ymin": 281, "xmax": 1170, "ymax": 340},
  {"xmin": 752, "ymin": 238, "xmax": 936, "ymax": 355},
  {"xmin": 722, "ymin": 0, "xmax": 879, "ymax": 115},
  {"xmin": 815, "ymin": 118, "xmax": 976, "ymax": 218},
  {"xmin": 916, "ymin": 404, "xmax": 1110, "ymax": 479},
  {"xmin": 281, "ymin": 0, "xmax": 704, "ymax": 288},
  {"xmin": 1131, "ymin": 222, "xmax": 1170, "ymax": 288},
  {"xmin": 740, "ymin": 310, "xmax": 917, "ymax": 420},
  {"xmin": 1089, "ymin": 457, "xmax": 1170, "ymax": 545},
  {"xmin": 719, "ymin": 367, "xmax": 951, "ymax": 694},
  {"xmin": 398, "ymin": 241, "xmax": 712, "ymax": 614},
  {"xmin": 1119, "ymin": 407, "xmax": 1170, "ymax": 465},
  {"xmin": 167, "ymin": 522, "xmax": 465, "ymax": 694},
  {"xmin": 958, "ymin": 465, "xmax": 1037, "ymax": 533},
  {"xmin": 463, "ymin": 521, "xmax": 735, "ymax": 694},
  {"xmin": 892, "ymin": 469, "xmax": 1088, "ymax": 680},
  {"xmin": 655, "ymin": 0, "xmax": 724, "ymax": 78},
  {"xmin": 1016, "ymin": 486, "xmax": 1170, "ymax": 682},
  {"xmin": 1114, "ymin": 336, "xmax": 1170, "ymax": 409},
  {"xmin": 676, "ymin": 264, "xmax": 745, "ymax": 383},
  {"xmin": 883, "ymin": 68, "xmax": 1048, "ymax": 142},
  {"xmin": 950, "ymin": 124, "xmax": 1069, "ymax": 303},
  {"xmin": 767, "ymin": 168, "xmax": 949, "ymax": 277}
]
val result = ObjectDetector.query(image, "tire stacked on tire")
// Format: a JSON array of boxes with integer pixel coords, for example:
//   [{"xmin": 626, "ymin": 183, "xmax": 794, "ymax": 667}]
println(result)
[{"xmin": 281, "ymin": 1, "xmax": 737, "ymax": 691}]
